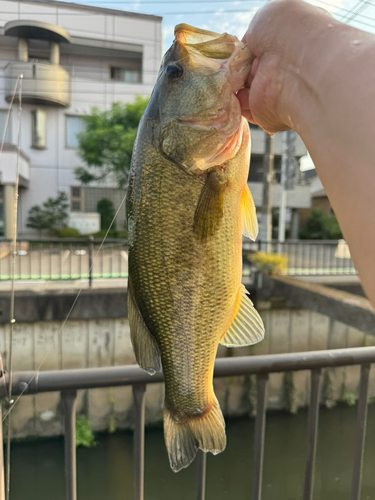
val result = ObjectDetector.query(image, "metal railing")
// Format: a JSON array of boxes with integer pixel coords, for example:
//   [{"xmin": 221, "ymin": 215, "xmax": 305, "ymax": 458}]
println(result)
[
  {"xmin": 243, "ymin": 239, "xmax": 356, "ymax": 276},
  {"xmin": 0, "ymin": 346, "xmax": 374, "ymax": 500},
  {"xmin": 0, "ymin": 238, "xmax": 128, "ymax": 283},
  {"xmin": 0, "ymin": 238, "xmax": 356, "ymax": 283}
]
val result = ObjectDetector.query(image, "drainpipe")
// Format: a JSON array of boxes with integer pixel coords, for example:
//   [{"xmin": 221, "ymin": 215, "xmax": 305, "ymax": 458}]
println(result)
[
  {"xmin": 50, "ymin": 41, "xmax": 60, "ymax": 65},
  {"xmin": 18, "ymin": 38, "xmax": 28, "ymax": 62}
]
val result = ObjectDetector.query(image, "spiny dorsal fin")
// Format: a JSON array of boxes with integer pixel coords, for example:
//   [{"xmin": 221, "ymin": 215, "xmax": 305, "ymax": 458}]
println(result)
[
  {"xmin": 241, "ymin": 184, "xmax": 258, "ymax": 241},
  {"xmin": 128, "ymin": 276, "xmax": 161, "ymax": 375},
  {"xmin": 220, "ymin": 285, "xmax": 264, "ymax": 347},
  {"xmin": 193, "ymin": 172, "xmax": 226, "ymax": 242}
]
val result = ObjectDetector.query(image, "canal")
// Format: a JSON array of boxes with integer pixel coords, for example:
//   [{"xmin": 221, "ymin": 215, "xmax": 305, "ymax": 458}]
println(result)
[{"xmin": 8, "ymin": 404, "xmax": 375, "ymax": 500}]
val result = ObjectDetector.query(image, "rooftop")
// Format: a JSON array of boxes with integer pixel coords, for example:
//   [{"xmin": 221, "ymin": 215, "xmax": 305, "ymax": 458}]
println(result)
[{"xmin": 3, "ymin": 0, "xmax": 163, "ymax": 22}]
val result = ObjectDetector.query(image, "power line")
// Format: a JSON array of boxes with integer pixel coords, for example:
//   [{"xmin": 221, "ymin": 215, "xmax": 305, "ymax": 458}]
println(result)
[{"xmin": 345, "ymin": 0, "xmax": 375, "ymax": 22}]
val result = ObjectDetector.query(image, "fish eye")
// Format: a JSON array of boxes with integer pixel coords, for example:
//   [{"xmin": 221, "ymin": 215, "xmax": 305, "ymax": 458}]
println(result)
[{"xmin": 166, "ymin": 63, "xmax": 183, "ymax": 80}]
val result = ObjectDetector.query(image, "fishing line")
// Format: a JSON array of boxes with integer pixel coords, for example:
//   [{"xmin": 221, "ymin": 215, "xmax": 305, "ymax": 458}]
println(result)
[
  {"xmin": 1, "ymin": 192, "xmax": 128, "ymax": 423},
  {"xmin": 4, "ymin": 73, "xmax": 23, "ymax": 500}
]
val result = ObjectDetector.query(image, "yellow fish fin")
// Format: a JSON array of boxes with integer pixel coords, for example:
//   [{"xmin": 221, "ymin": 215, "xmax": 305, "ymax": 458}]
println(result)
[
  {"xmin": 128, "ymin": 276, "xmax": 161, "ymax": 375},
  {"xmin": 164, "ymin": 397, "xmax": 226, "ymax": 472},
  {"xmin": 241, "ymin": 184, "xmax": 258, "ymax": 241},
  {"xmin": 193, "ymin": 172, "xmax": 225, "ymax": 242},
  {"xmin": 220, "ymin": 285, "xmax": 264, "ymax": 347}
]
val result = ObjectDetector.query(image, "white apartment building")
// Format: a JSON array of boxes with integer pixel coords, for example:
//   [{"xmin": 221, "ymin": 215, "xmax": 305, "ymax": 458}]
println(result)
[{"xmin": 0, "ymin": 0, "xmax": 162, "ymax": 237}]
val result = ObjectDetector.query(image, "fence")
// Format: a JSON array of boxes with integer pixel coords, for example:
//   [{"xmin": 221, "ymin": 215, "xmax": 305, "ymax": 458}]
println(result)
[
  {"xmin": 0, "ymin": 238, "xmax": 128, "ymax": 283},
  {"xmin": 0, "ymin": 238, "xmax": 356, "ymax": 282},
  {"xmin": 243, "ymin": 239, "xmax": 356, "ymax": 276},
  {"xmin": 0, "ymin": 346, "xmax": 374, "ymax": 500}
]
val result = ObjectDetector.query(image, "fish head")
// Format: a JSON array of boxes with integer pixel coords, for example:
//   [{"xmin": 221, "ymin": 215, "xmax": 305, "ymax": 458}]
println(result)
[{"xmin": 144, "ymin": 24, "xmax": 252, "ymax": 173}]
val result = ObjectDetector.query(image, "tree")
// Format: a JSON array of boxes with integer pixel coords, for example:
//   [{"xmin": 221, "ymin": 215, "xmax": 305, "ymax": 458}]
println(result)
[
  {"xmin": 97, "ymin": 198, "xmax": 116, "ymax": 230},
  {"xmin": 299, "ymin": 209, "xmax": 343, "ymax": 240},
  {"xmin": 27, "ymin": 191, "xmax": 69, "ymax": 235},
  {"xmin": 75, "ymin": 96, "xmax": 149, "ymax": 188},
  {"xmin": 26, "ymin": 206, "xmax": 49, "ymax": 237}
]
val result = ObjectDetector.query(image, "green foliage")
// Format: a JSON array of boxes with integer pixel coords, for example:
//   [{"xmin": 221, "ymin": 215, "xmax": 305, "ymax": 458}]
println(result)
[
  {"xmin": 58, "ymin": 227, "xmax": 81, "ymax": 238},
  {"xmin": 91, "ymin": 229, "xmax": 127, "ymax": 239},
  {"xmin": 342, "ymin": 392, "xmax": 357, "ymax": 406},
  {"xmin": 76, "ymin": 416, "xmax": 96, "ymax": 448},
  {"xmin": 27, "ymin": 191, "xmax": 69, "ymax": 235},
  {"xmin": 75, "ymin": 97, "xmax": 149, "ymax": 188},
  {"xmin": 26, "ymin": 206, "xmax": 50, "ymax": 236},
  {"xmin": 299, "ymin": 209, "xmax": 342, "ymax": 240},
  {"xmin": 249, "ymin": 251, "xmax": 288, "ymax": 275},
  {"xmin": 97, "ymin": 198, "xmax": 116, "ymax": 230}
]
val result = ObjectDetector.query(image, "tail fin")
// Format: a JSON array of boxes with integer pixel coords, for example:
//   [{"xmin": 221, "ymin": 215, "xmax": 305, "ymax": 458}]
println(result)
[{"xmin": 164, "ymin": 399, "xmax": 226, "ymax": 472}]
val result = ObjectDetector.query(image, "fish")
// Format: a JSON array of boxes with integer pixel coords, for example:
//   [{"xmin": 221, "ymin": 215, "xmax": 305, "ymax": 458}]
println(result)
[{"xmin": 126, "ymin": 24, "xmax": 265, "ymax": 472}]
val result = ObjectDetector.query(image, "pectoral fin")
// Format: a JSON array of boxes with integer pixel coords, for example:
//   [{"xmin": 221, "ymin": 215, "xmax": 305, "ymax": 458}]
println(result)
[
  {"xmin": 193, "ymin": 171, "xmax": 226, "ymax": 241},
  {"xmin": 128, "ymin": 276, "xmax": 161, "ymax": 375},
  {"xmin": 220, "ymin": 285, "xmax": 264, "ymax": 347},
  {"xmin": 241, "ymin": 184, "xmax": 258, "ymax": 241}
]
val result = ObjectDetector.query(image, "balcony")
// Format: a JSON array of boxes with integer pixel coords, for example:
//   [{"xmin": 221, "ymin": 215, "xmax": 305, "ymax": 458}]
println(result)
[{"xmin": 5, "ymin": 61, "xmax": 71, "ymax": 107}]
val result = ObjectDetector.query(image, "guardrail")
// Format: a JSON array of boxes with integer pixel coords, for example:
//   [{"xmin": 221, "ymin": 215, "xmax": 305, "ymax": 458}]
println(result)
[
  {"xmin": 0, "ymin": 346, "xmax": 374, "ymax": 500},
  {"xmin": 243, "ymin": 239, "xmax": 356, "ymax": 276},
  {"xmin": 0, "ymin": 238, "xmax": 356, "ymax": 283},
  {"xmin": 0, "ymin": 238, "xmax": 128, "ymax": 284}
]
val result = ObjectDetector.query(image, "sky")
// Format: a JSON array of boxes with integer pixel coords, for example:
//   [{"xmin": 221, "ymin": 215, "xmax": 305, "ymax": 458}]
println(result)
[{"xmin": 66, "ymin": 0, "xmax": 375, "ymax": 51}]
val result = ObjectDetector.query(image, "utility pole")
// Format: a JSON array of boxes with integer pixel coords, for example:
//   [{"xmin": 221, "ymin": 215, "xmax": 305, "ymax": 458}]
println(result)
[
  {"xmin": 260, "ymin": 134, "xmax": 274, "ymax": 252},
  {"xmin": 278, "ymin": 130, "xmax": 296, "ymax": 253}
]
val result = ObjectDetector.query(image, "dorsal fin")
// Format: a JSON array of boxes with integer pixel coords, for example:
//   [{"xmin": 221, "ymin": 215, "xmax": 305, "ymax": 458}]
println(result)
[
  {"xmin": 241, "ymin": 184, "xmax": 258, "ymax": 241},
  {"xmin": 220, "ymin": 285, "xmax": 264, "ymax": 347}
]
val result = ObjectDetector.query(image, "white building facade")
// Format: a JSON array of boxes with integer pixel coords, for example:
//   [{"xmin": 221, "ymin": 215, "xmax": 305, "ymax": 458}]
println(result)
[{"xmin": 0, "ymin": 0, "xmax": 162, "ymax": 237}]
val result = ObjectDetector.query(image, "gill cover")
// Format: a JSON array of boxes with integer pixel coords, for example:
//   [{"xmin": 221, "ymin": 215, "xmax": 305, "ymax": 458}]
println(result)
[{"xmin": 149, "ymin": 24, "xmax": 252, "ymax": 173}]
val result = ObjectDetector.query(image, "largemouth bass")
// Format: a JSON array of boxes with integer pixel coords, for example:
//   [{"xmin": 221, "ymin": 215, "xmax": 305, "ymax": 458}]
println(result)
[{"xmin": 127, "ymin": 24, "xmax": 265, "ymax": 472}]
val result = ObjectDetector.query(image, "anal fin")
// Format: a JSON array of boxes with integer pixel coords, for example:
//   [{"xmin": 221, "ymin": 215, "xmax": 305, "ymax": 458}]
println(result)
[
  {"xmin": 241, "ymin": 184, "xmax": 258, "ymax": 241},
  {"xmin": 220, "ymin": 285, "xmax": 264, "ymax": 347},
  {"xmin": 128, "ymin": 277, "xmax": 161, "ymax": 375}
]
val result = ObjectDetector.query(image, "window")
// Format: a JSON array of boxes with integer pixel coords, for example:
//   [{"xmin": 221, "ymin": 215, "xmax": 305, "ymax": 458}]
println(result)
[
  {"xmin": 0, "ymin": 110, "xmax": 12, "ymax": 144},
  {"xmin": 110, "ymin": 67, "xmax": 141, "ymax": 84},
  {"xmin": 66, "ymin": 116, "xmax": 86, "ymax": 148},
  {"xmin": 31, "ymin": 109, "xmax": 46, "ymax": 149},
  {"xmin": 71, "ymin": 186, "xmax": 84, "ymax": 212}
]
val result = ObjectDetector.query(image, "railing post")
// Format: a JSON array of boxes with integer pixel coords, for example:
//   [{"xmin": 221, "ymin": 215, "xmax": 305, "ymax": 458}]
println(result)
[
  {"xmin": 133, "ymin": 384, "xmax": 146, "ymax": 500},
  {"xmin": 252, "ymin": 373, "xmax": 268, "ymax": 500},
  {"xmin": 350, "ymin": 364, "xmax": 370, "ymax": 500},
  {"xmin": 88, "ymin": 236, "xmax": 94, "ymax": 288},
  {"xmin": 303, "ymin": 368, "xmax": 322, "ymax": 500},
  {"xmin": 0, "ymin": 404, "xmax": 5, "ymax": 500},
  {"xmin": 62, "ymin": 390, "xmax": 77, "ymax": 500},
  {"xmin": 196, "ymin": 449, "xmax": 207, "ymax": 500}
]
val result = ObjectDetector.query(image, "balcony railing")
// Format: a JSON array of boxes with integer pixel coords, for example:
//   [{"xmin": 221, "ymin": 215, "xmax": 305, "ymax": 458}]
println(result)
[
  {"xmin": 5, "ymin": 61, "xmax": 71, "ymax": 107},
  {"xmin": 0, "ymin": 238, "xmax": 356, "ymax": 283},
  {"xmin": 0, "ymin": 346, "xmax": 374, "ymax": 500}
]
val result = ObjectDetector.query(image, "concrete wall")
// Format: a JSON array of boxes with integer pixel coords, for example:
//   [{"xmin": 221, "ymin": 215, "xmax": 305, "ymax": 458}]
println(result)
[{"xmin": 3, "ymin": 303, "xmax": 375, "ymax": 438}]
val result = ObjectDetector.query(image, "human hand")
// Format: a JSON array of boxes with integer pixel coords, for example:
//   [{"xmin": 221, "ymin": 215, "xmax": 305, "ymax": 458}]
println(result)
[{"xmin": 237, "ymin": 0, "xmax": 334, "ymax": 134}]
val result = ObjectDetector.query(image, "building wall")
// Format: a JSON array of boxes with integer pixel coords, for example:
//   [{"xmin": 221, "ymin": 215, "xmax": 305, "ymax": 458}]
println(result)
[{"xmin": 0, "ymin": 0, "xmax": 162, "ymax": 235}]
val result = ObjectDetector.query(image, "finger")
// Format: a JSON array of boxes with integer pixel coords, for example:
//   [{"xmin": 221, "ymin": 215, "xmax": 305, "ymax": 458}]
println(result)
[{"xmin": 237, "ymin": 87, "xmax": 250, "ymax": 112}]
